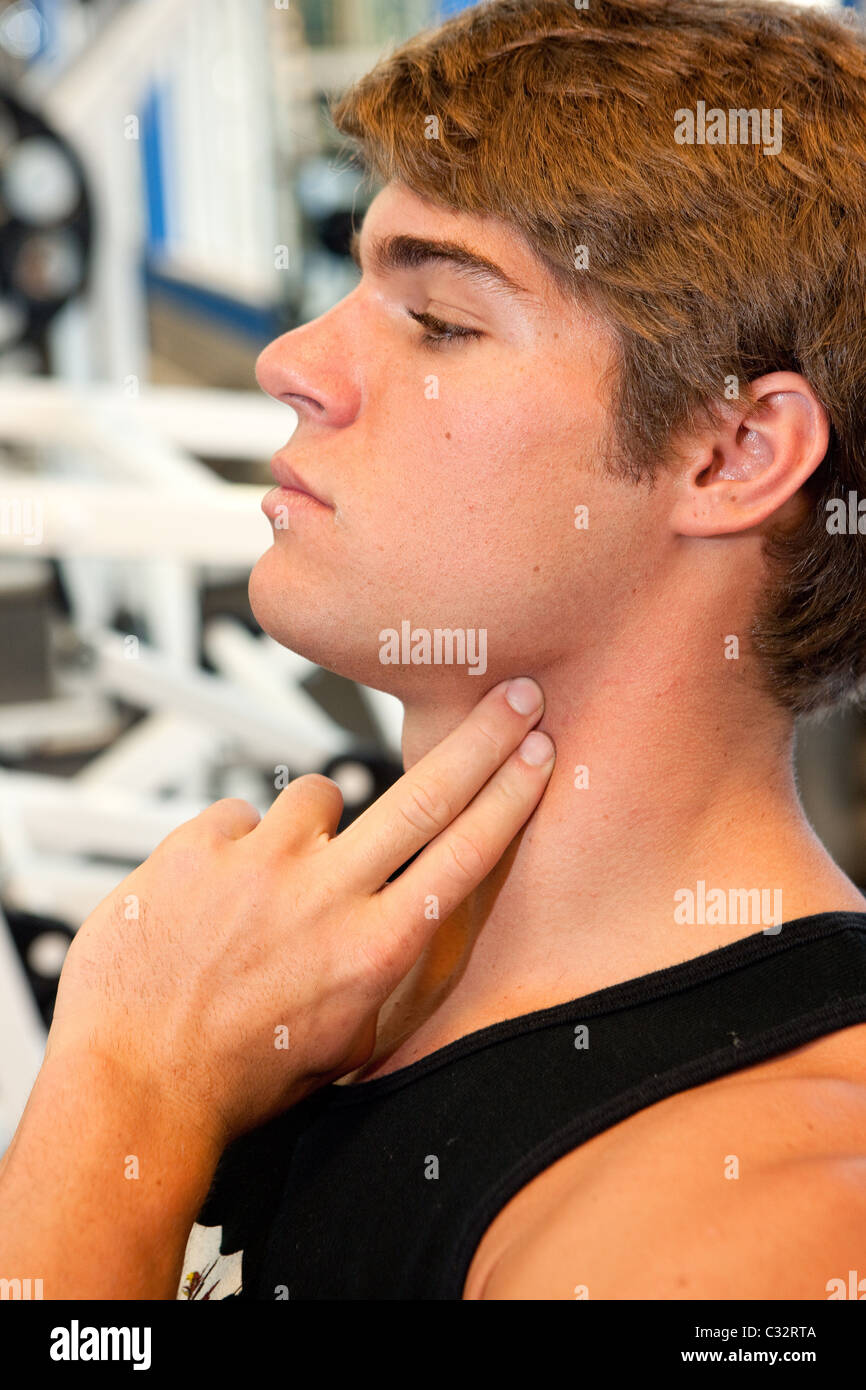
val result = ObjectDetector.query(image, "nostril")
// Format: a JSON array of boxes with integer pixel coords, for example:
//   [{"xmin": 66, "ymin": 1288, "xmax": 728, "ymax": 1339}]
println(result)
[{"xmin": 285, "ymin": 393, "xmax": 326, "ymax": 414}]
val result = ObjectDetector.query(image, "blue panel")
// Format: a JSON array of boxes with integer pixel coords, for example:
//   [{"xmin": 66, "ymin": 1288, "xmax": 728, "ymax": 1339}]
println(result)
[
  {"xmin": 141, "ymin": 84, "xmax": 167, "ymax": 251},
  {"xmin": 143, "ymin": 266, "xmax": 285, "ymax": 345},
  {"xmin": 437, "ymin": 0, "xmax": 477, "ymax": 14}
]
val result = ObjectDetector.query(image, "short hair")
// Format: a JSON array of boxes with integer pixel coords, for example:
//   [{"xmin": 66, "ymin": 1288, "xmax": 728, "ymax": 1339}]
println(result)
[{"xmin": 331, "ymin": 0, "xmax": 866, "ymax": 716}]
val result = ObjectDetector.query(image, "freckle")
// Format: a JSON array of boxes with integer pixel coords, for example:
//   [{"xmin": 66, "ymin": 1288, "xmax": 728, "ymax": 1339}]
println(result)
[
  {"xmin": 445, "ymin": 431, "xmax": 452, "ymax": 440},
  {"xmin": 533, "ymin": 565, "xmax": 540, "ymax": 573}
]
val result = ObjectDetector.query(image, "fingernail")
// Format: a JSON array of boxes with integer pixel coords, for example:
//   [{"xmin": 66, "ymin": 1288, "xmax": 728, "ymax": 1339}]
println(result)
[
  {"xmin": 505, "ymin": 677, "xmax": 543, "ymax": 716},
  {"xmin": 518, "ymin": 730, "xmax": 555, "ymax": 767}
]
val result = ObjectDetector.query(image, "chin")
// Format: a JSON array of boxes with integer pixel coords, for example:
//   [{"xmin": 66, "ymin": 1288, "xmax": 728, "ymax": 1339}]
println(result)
[
  {"xmin": 247, "ymin": 545, "xmax": 511, "ymax": 700},
  {"xmin": 248, "ymin": 547, "xmax": 395, "ymax": 691}
]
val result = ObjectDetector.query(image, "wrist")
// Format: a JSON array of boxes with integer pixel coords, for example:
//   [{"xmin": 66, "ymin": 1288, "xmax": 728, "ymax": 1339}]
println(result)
[
  {"xmin": 0, "ymin": 1048, "xmax": 224, "ymax": 1299},
  {"xmin": 42, "ymin": 1034, "xmax": 228, "ymax": 1161},
  {"xmin": 38, "ymin": 1042, "xmax": 226, "ymax": 1175}
]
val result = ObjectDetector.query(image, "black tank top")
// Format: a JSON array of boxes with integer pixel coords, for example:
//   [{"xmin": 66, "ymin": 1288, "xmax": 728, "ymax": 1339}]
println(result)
[{"xmin": 195, "ymin": 911, "xmax": 866, "ymax": 1299}]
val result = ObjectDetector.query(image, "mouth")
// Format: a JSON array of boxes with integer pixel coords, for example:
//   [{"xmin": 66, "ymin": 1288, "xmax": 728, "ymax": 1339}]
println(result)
[
  {"xmin": 265, "ymin": 452, "xmax": 333, "ymax": 516},
  {"xmin": 269, "ymin": 453, "xmax": 331, "ymax": 504}
]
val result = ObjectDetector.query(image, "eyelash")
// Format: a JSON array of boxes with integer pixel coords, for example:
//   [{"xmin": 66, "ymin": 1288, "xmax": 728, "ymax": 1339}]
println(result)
[{"xmin": 407, "ymin": 309, "xmax": 483, "ymax": 350}]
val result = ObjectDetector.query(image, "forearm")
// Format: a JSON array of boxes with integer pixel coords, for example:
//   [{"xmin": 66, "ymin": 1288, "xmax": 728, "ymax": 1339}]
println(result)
[{"xmin": 0, "ymin": 1051, "xmax": 223, "ymax": 1300}]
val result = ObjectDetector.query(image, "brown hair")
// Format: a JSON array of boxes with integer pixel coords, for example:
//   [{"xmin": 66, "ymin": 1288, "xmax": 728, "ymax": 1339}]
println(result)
[{"xmin": 331, "ymin": 0, "xmax": 866, "ymax": 716}]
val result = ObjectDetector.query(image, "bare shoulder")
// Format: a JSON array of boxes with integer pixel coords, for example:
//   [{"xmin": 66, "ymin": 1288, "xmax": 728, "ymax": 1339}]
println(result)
[{"xmin": 470, "ymin": 1024, "xmax": 866, "ymax": 1300}]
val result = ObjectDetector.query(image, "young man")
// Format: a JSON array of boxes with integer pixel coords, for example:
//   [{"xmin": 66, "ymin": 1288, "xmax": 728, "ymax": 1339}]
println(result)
[{"xmin": 3, "ymin": 0, "xmax": 866, "ymax": 1301}]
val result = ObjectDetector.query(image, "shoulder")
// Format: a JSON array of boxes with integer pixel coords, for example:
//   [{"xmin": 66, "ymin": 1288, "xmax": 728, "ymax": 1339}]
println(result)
[{"xmin": 476, "ymin": 1049, "xmax": 866, "ymax": 1300}]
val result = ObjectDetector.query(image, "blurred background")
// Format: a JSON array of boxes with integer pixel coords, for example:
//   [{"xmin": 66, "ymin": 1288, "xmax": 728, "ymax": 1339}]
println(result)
[{"xmin": 0, "ymin": 0, "xmax": 862, "ymax": 1151}]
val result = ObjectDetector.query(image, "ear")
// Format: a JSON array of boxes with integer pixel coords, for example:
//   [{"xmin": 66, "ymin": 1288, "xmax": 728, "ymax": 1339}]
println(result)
[{"xmin": 669, "ymin": 371, "xmax": 829, "ymax": 537}]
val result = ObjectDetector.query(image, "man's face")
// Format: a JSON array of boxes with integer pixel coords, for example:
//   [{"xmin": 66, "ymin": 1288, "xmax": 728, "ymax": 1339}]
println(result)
[{"xmin": 250, "ymin": 181, "xmax": 668, "ymax": 697}]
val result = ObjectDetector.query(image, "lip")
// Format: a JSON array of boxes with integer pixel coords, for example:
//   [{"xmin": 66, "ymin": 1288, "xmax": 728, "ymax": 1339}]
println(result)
[
  {"xmin": 268, "ymin": 452, "xmax": 332, "ymax": 507},
  {"xmin": 262, "ymin": 484, "xmax": 331, "ymax": 522}
]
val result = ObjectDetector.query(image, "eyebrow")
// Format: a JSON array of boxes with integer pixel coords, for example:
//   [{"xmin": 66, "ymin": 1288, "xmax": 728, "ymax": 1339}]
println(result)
[{"xmin": 349, "ymin": 229, "xmax": 532, "ymax": 301}]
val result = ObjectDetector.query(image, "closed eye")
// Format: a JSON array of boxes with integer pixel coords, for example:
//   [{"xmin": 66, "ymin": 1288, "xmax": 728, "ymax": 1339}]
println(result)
[{"xmin": 406, "ymin": 309, "xmax": 483, "ymax": 350}]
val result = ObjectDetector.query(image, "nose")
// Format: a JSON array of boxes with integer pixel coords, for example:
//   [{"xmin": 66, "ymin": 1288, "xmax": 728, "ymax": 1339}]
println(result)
[{"xmin": 255, "ymin": 300, "xmax": 363, "ymax": 429}]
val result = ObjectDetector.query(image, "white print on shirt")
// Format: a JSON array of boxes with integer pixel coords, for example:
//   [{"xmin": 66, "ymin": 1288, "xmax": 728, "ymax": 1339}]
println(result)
[{"xmin": 177, "ymin": 1222, "xmax": 242, "ymax": 1300}]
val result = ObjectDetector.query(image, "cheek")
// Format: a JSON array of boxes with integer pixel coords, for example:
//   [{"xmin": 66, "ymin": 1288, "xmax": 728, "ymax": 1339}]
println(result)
[{"xmin": 380, "ymin": 391, "xmax": 590, "ymax": 572}]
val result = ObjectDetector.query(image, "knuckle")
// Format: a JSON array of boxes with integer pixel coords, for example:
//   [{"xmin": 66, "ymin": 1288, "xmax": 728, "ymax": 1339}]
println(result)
[
  {"xmin": 491, "ymin": 769, "xmax": 527, "ymax": 810},
  {"xmin": 472, "ymin": 717, "xmax": 506, "ymax": 762},
  {"xmin": 213, "ymin": 796, "xmax": 257, "ymax": 815},
  {"xmin": 443, "ymin": 831, "xmax": 487, "ymax": 884},
  {"xmin": 345, "ymin": 922, "xmax": 399, "ymax": 996},
  {"xmin": 290, "ymin": 774, "xmax": 344, "ymax": 806},
  {"xmin": 399, "ymin": 777, "xmax": 452, "ymax": 835},
  {"xmin": 294, "ymin": 774, "xmax": 339, "ymax": 795}
]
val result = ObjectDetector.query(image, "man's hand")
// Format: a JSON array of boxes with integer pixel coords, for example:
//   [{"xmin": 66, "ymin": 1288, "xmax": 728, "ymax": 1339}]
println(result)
[{"xmin": 46, "ymin": 676, "xmax": 554, "ymax": 1153}]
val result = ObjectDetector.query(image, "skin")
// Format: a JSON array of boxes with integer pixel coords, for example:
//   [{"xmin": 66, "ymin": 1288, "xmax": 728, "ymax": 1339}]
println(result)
[
  {"xmin": 0, "ymin": 677, "xmax": 555, "ymax": 1298},
  {"xmin": 251, "ymin": 180, "xmax": 866, "ymax": 1298},
  {"xmin": 252, "ymin": 181, "xmax": 865, "ymax": 1049},
  {"xmin": 1, "ymin": 178, "xmax": 864, "ymax": 1300}
]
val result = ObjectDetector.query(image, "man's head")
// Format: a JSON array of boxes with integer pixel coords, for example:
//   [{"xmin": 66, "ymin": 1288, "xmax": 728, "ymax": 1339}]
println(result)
[{"xmin": 251, "ymin": 0, "xmax": 866, "ymax": 716}]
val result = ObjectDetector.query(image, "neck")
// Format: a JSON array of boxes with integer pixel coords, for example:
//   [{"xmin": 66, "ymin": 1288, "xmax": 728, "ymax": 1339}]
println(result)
[{"xmin": 371, "ymin": 595, "xmax": 864, "ymax": 1064}]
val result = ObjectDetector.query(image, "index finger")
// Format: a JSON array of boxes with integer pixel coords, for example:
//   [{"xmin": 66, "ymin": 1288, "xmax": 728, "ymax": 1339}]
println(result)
[{"xmin": 333, "ymin": 677, "xmax": 545, "ymax": 890}]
